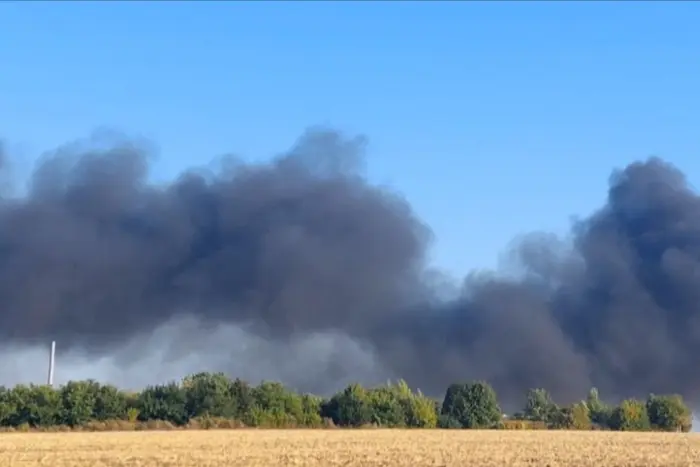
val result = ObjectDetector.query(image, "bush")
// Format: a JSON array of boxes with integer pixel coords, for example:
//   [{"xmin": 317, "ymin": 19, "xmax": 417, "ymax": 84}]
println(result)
[{"xmin": 440, "ymin": 381, "xmax": 502, "ymax": 429}]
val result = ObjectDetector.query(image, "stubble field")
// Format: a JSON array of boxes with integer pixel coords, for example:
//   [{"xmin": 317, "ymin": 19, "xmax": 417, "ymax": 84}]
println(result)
[{"xmin": 0, "ymin": 429, "xmax": 699, "ymax": 467}]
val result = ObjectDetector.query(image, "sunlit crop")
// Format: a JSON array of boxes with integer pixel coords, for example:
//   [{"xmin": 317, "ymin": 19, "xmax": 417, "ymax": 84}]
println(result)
[{"xmin": 1, "ymin": 429, "xmax": 699, "ymax": 467}]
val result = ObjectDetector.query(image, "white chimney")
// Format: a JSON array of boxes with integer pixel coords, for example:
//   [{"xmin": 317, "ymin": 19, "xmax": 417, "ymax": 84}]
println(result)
[{"xmin": 47, "ymin": 341, "xmax": 56, "ymax": 387}]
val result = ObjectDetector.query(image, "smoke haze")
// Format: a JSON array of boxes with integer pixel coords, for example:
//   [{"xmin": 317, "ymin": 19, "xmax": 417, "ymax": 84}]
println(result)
[{"xmin": 1, "ymin": 128, "xmax": 700, "ymax": 411}]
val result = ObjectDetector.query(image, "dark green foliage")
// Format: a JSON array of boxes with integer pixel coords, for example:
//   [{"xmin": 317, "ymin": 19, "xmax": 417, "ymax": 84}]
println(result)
[
  {"xmin": 183, "ymin": 372, "xmax": 238, "ymax": 419},
  {"xmin": 321, "ymin": 384, "xmax": 373, "ymax": 427},
  {"xmin": 94, "ymin": 384, "xmax": 128, "ymax": 420},
  {"xmin": 230, "ymin": 378, "xmax": 255, "ymax": 419},
  {"xmin": 523, "ymin": 388, "xmax": 559, "ymax": 425},
  {"xmin": 5, "ymin": 384, "xmax": 61, "ymax": 427},
  {"xmin": 396, "ymin": 382, "xmax": 438, "ymax": 428},
  {"xmin": 0, "ymin": 387, "xmax": 11, "ymax": 425},
  {"xmin": 646, "ymin": 394, "xmax": 692, "ymax": 432},
  {"xmin": 0, "ymin": 375, "xmax": 690, "ymax": 432},
  {"xmin": 547, "ymin": 406, "xmax": 574, "ymax": 429},
  {"xmin": 321, "ymin": 381, "xmax": 438, "ymax": 428},
  {"xmin": 440, "ymin": 384, "xmax": 468, "ymax": 425},
  {"xmin": 586, "ymin": 387, "xmax": 614, "ymax": 429},
  {"xmin": 137, "ymin": 383, "xmax": 188, "ymax": 425},
  {"xmin": 437, "ymin": 414, "xmax": 462, "ymax": 429},
  {"xmin": 248, "ymin": 381, "xmax": 305, "ymax": 427},
  {"xmin": 299, "ymin": 394, "xmax": 323, "ymax": 427},
  {"xmin": 608, "ymin": 399, "xmax": 651, "ymax": 431},
  {"xmin": 440, "ymin": 381, "xmax": 501, "ymax": 428},
  {"xmin": 368, "ymin": 386, "xmax": 407, "ymax": 427},
  {"xmin": 60, "ymin": 380, "xmax": 97, "ymax": 426}
]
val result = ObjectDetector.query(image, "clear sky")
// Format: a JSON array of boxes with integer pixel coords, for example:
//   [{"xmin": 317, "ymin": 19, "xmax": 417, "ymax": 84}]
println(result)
[{"xmin": 2, "ymin": 1, "xmax": 700, "ymax": 277}]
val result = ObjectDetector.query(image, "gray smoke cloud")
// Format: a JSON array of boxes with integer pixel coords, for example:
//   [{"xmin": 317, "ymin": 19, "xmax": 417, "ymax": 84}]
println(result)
[
  {"xmin": 1, "ymin": 128, "xmax": 699, "ymax": 412},
  {"xmin": 0, "ymin": 317, "xmax": 384, "ymax": 396}
]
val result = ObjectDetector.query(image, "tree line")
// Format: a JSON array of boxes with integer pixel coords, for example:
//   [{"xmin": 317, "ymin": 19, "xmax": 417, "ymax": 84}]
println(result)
[{"xmin": 0, "ymin": 373, "xmax": 692, "ymax": 432}]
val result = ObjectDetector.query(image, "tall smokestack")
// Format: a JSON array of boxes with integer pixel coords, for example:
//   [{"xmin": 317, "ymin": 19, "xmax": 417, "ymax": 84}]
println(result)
[{"xmin": 47, "ymin": 341, "xmax": 55, "ymax": 387}]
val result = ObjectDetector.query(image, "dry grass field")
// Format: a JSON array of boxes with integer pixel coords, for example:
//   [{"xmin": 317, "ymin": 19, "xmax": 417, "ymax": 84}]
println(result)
[{"xmin": 0, "ymin": 429, "xmax": 699, "ymax": 467}]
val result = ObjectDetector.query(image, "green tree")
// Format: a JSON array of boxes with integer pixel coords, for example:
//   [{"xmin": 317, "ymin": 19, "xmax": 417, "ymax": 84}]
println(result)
[
  {"xmin": 609, "ymin": 399, "xmax": 651, "ymax": 431},
  {"xmin": 399, "ymin": 383, "xmax": 438, "ymax": 428},
  {"xmin": 0, "ymin": 387, "xmax": 14, "ymax": 426},
  {"xmin": 93, "ymin": 384, "xmax": 129, "ymax": 421},
  {"xmin": 387, "ymin": 380, "xmax": 438, "ymax": 428},
  {"xmin": 183, "ymin": 372, "xmax": 237, "ymax": 419},
  {"xmin": 322, "ymin": 384, "xmax": 373, "ymax": 427},
  {"xmin": 440, "ymin": 381, "xmax": 501, "ymax": 429},
  {"xmin": 646, "ymin": 394, "xmax": 692, "ymax": 432},
  {"xmin": 523, "ymin": 388, "xmax": 559, "ymax": 424},
  {"xmin": 586, "ymin": 387, "xmax": 612, "ymax": 429},
  {"xmin": 247, "ymin": 381, "xmax": 305, "ymax": 427},
  {"xmin": 230, "ymin": 378, "xmax": 254, "ymax": 421},
  {"xmin": 299, "ymin": 394, "xmax": 323, "ymax": 427},
  {"xmin": 368, "ymin": 385, "xmax": 406, "ymax": 427},
  {"xmin": 6, "ymin": 385, "xmax": 61, "ymax": 427},
  {"xmin": 60, "ymin": 380, "xmax": 97, "ymax": 426},
  {"xmin": 570, "ymin": 401, "xmax": 592, "ymax": 430},
  {"xmin": 137, "ymin": 383, "xmax": 188, "ymax": 425},
  {"xmin": 546, "ymin": 402, "xmax": 591, "ymax": 430},
  {"xmin": 437, "ymin": 414, "xmax": 462, "ymax": 428}
]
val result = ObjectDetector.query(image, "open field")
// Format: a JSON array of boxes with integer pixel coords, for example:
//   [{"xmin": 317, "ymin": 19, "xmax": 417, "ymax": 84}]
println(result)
[{"xmin": 0, "ymin": 429, "xmax": 699, "ymax": 467}]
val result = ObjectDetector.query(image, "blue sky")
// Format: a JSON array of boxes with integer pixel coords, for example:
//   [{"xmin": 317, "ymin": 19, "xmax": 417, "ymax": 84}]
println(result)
[{"xmin": 2, "ymin": 1, "xmax": 700, "ymax": 277}]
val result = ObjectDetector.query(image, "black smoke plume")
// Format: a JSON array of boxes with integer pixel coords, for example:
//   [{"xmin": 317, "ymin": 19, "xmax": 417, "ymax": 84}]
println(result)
[{"xmin": 1, "ymin": 128, "xmax": 699, "ymax": 409}]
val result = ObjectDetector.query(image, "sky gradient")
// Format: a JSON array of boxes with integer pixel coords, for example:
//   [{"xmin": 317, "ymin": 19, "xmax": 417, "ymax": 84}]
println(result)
[{"xmin": 2, "ymin": 1, "xmax": 700, "ymax": 277}]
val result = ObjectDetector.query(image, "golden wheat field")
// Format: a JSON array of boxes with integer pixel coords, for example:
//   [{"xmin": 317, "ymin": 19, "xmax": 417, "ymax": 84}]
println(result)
[{"xmin": 0, "ymin": 429, "xmax": 699, "ymax": 467}]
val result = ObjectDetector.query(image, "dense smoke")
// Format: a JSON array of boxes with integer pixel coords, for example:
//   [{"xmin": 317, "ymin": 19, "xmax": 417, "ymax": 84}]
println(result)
[{"xmin": 1, "ymin": 128, "xmax": 699, "ymax": 409}]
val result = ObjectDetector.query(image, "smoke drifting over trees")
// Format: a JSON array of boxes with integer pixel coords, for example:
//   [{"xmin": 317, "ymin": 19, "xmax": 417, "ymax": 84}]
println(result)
[{"xmin": 0, "ymin": 128, "xmax": 699, "ymax": 409}]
